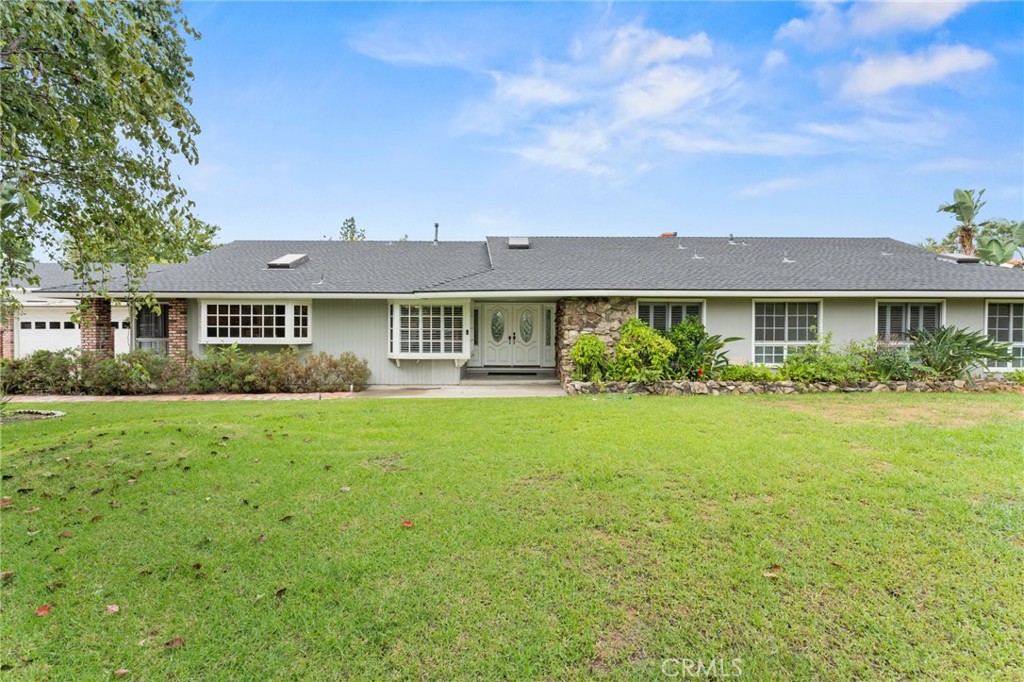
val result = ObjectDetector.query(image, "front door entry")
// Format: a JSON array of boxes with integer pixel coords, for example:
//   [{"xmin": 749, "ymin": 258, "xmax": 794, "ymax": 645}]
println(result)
[{"xmin": 483, "ymin": 304, "xmax": 542, "ymax": 367}]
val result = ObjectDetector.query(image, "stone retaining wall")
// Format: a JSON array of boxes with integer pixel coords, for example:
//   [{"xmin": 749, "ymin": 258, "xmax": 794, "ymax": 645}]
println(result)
[{"xmin": 565, "ymin": 378, "xmax": 1022, "ymax": 396}]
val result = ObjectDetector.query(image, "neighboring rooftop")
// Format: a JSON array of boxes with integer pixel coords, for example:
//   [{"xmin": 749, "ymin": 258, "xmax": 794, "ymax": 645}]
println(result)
[{"xmin": 34, "ymin": 236, "xmax": 1024, "ymax": 296}]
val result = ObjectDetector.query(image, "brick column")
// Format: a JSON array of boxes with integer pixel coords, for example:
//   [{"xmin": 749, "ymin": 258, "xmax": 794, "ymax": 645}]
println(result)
[
  {"xmin": 167, "ymin": 298, "xmax": 188, "ymax": 362},
  {"xmin": 0, "ymin": 313, "xmax": 14, "ymax": 359},
  {"xmin": 81, "ymin": 298, "xmax": 114, "ymax": 356}
]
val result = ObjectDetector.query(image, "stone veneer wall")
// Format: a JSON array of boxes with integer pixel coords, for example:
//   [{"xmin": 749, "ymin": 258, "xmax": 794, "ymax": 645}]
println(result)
[
  {"xmin": 80, "ymin": 298, "xmax": 114, "ymax": 355},
  {"xmin": 555, "ymin": 297, "xmax": 637, "ymax": 382},
  {"xmin": 167, "ymin": 299, "xmax": 188, "ymax": 362}
]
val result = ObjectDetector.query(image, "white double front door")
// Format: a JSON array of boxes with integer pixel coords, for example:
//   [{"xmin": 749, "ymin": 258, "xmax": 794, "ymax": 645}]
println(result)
[{"xmin": 482, "ymin": 304, "xmax": 542, "ymax": 366}]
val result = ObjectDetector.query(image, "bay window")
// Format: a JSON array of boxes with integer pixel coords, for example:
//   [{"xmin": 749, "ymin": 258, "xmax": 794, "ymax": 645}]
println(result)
[{"xmin": 388, "ymin": 301, "xmax": 470, "ymax": 362}]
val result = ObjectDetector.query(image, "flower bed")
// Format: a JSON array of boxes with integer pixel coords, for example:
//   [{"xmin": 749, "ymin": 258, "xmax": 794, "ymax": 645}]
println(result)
[{"xmin": 564, "ymin": 378, "xmax": 1023, "ymax": 396}]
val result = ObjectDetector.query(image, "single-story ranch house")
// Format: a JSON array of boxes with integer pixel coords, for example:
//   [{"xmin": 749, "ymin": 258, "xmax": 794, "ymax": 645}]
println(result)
[{"xmin": 27, "ymin": 236, "xmax": 1024, "ymax": 384}]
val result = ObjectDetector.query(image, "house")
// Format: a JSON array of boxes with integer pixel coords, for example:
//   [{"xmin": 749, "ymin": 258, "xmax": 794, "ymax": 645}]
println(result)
[
  {"xmin": 1, "ymin": 264, "xmax": 133, "ymax": 359},
  {"xmin": 34, "ymin": 236, "xmax": 1024, "ymax": 383}
]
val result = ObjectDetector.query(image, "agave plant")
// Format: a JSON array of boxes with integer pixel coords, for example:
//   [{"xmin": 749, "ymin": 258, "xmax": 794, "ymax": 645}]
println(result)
[{"xmin": 908, "ymin": 326, "xmax": 1011, "ymax": 379}]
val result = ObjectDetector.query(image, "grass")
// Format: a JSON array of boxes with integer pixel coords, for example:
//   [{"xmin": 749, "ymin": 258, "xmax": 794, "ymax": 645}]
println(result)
[{"xmin": 1, "ymin": 394, "xmax": 1022, "ymax": 681}]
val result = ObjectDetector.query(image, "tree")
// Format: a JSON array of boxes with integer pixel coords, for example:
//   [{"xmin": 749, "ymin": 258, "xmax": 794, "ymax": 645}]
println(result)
[
  {"xmin": 937, "ymin": 188, "xmax": 986, "ymax": 255},
  {"xmin": 975, "ymin": 220, "xmax": 1024, "ymax": 267},
  {"xmin": 339, "ymin": 217, "xmax": 365, "ymax": 241},
  {"xmin": 0, "ymin": 0, "xmax": 217, "ymax": 309}
]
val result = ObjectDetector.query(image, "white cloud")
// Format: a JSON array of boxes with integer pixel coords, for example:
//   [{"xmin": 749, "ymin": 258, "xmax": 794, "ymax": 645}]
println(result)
[
  {"xmin": 840, "ymin": 44, "xmax": 993, "ymax": 97},
  {"xmin": 777, "ymin": 1, "xmax": 978, "ymax": 48},
  {"xmin": 849, "ymin": 1, "xmax": 975, "ymax": 37},
  {"xmin": 601, "ymin": 26, "xmax": 713, "ymax": 71},
  {"xmin": 615, "ymin": 65, "xmax": 737, "ymax": 122},
  {"xmin": 762, "ymin": 49, "xmax": 788, "ymax": 71},
  {"xmin": 493, "ymin": 73, "xmax": 577, "ymax": 106}
]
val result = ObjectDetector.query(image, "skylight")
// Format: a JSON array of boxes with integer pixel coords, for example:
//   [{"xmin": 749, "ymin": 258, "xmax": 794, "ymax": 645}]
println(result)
[{"xmin": 267, "ymin": 253, "xmax": 309, "ymax": 269}]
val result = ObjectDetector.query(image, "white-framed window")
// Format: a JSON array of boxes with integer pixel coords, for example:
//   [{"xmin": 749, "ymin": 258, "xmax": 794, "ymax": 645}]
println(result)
[
  {"xmin": 136, "ymin": 303, "xmax": 169, "ymax": 354},
  {"xmin": 637, "ymin": 301, "xmax": 703, "ymax": 331},
  {"xmin": 200, "ymin": 300, "xmax": 312, "ymax": 345},
  {"xmin": 753, "ymin": 300, "xmax": 820, "ymax": 364},
  {"xmin": 985, "ymin": 301, "xmax": 1024, "ymax": 369},
  {"xmin": 388, "ymin": 300, "xmax": 470, "ymax": 360},
  {"xmin": 877, "ymin": 301, "xmax": 942, "ymax": 343}
]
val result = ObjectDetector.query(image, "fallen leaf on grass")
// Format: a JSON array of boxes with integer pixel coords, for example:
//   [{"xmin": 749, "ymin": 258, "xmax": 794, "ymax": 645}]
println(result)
[
  {"xmin": 164, "ymin": 638, "xmax": 185, "ymax": 649},
  {"xmin": 279, "ymin": 515, "xmax": 293, "ymax": 523},
  {"xmin": 16, "ymin": 488, "xmax": 33, "ymax": 494},
  {"xmin": 0, "ymin": 497, "xmax": 11, "ymax": 507},
  {"xmin": 90, "ymin": 515, "xmax": 103, "ymax": 523},
  {"xmin": 106, "ymin": 604, "xmax": 120, "ymax": 614},
  {"xmin": 257, "ymin": 534, "xmax": 266, "ymax": 544},
  {"xmin": 110, "ymin": 501, "xmax": 121, "ymax": 508},
  {"xmin": 401, "ymin": 520, "xmax": 414, "ymax": 528},
  {"xmin": 830, "ymin": 561, "xmax": 844, "ymax": 568},
  {"xmin": 126, "ymin": 478, "xmax": 138, "ymax": 486},
  {"xmin": 275, "ymin": 587, "xmax": 287, "ymax": 598},
  {"xmin": 46, "ymin": 582, "xmax": 64, "ymax": 592},
  {"xmin": 113, "ymin": 668, "xmax": 129, "ymax": 677},
  {"xmin": 1, "ymin": 571, "xmax": 14, "ymax": 584},
  {"xmin": 763, "ymin": 564, "xmax": 782, "ymax": 580},
  {"xmin": 339, "ymin": 486, "xmax": 351, "ymax": 493},
  {"xmin": 35, "ymin": 605, "xmax": 51, "ymax": 617},
  {"xmin": 25, "ymin": 507, "xmax": 40, "ymax": 514}
]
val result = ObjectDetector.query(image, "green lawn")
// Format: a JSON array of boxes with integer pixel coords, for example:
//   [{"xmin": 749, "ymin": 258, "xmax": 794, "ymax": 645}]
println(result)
[{"xmin": 1, "ymin": 394, "xmax": 1022, "ymax": 680}]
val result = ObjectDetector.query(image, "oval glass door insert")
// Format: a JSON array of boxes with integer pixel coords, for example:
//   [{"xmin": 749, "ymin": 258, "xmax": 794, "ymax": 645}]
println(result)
[
  {"xmin": 490, "ymin": 310, "xmax": 505, "ymax": 343},
  {"xmin": 520, "ymin": 310, "xmax": 534, "ymax": 343}
]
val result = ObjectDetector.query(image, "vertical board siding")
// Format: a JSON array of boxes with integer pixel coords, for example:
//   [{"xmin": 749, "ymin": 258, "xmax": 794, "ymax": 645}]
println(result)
[{"xmin": 311, "ymin": 300, "xmax": 462, "ymax": 385}]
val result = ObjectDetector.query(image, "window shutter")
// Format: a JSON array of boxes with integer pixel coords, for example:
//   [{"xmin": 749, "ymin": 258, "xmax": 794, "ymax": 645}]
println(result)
[
  {"xmin": 920, "ymin": 304, "xmax": 938, "ymax": 331},
  {"xmin": 685, "ymin": 303, "xmax": 701, "ymax": 321},
  {"xmin": 669, "ymin": 304, "xmax": 683, "ymax": 327},
  {"xmin": 877, "ymin": 305, "xmax": 888, "ymax": 337},
  {"xmin": 638, "ymin": 304, "xmax": 651, "ymax": 326},
  {"xmin": 652, "ymin": 304, "xmax": 667, "ymax": 331}
]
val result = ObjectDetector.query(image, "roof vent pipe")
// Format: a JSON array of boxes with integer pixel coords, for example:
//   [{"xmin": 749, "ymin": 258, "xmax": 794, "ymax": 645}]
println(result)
[{"xmin": 433, "ymin": 223, "xmax": 439, "ymax": 245}]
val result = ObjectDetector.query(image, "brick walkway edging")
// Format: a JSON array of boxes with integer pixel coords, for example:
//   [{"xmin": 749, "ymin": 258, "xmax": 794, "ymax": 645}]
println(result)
[{"xmin": 564, "ymin": 378, "xmax": 1024, "ymax": 396}]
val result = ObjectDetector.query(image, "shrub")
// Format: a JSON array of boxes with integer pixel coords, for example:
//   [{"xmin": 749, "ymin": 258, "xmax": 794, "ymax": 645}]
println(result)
[
  {"xmin": 909, "ymin": 326, "xmax": 1011, "ymax": 379},
  {"xmin": 778, "ymin": 333, "xmax": 867, "ymax": 384},
  {"xmin": 662, "ymin": 317, "xmax": 740, "ymax": 380},
  {"xmin": 299, "ymin": 351, "xmax": 371, "ymax": 392},
  {"xmin": 187, "ymin": 344, "xmax": 257, "ymax": 393},
  {"xmin": 606, "ymin": 319, "xmax": 675, "ymax": 382},
  {"xmin": 719, "ymin": 364, "xmax": 777, "ymax": 382},
  {"xmin": 0, "ymin": 349, "xmax": 80, "ymax": 394},
  {"xmin": 569, "ymin": 334, "xmax": 609, "ymax": 382},
  {"xmin": 1007, "ymin": 368, "xmax": 1024, "ymax": 385},
  {"xmin": 848, "ymin": 338, "xmax": 921, "ymax": 382}
]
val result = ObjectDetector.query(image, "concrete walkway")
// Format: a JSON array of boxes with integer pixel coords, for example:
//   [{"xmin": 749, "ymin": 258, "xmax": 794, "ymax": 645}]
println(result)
[{"xmin": 8, "ymin": 383, "xmax": 566, "ymax": 403}]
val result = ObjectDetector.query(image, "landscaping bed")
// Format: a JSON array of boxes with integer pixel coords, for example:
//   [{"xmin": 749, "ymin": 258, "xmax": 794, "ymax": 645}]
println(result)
[{"xmin": 565, "ymin": 377, "xmax": 1024, "ymax": 395}]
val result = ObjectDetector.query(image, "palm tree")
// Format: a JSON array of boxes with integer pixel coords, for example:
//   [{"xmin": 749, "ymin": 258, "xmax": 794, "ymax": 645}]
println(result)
[{"xmin": 937, "ymin": 188, "xmax": 985, "ymax": 255}]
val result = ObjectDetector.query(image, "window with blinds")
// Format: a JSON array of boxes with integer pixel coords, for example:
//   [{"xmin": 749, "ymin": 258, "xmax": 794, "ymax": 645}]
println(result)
[
  {"xmin": 136, "ymin": 304, "xmax": 169, "ymax": 354},
  {"xmin": 637, "ymin": 302, "xmax": 702, "ymax": 331},
  {"xmin": 393, "ymin": 304, "xmax": 465, "ymax": 356},
  {"xmin": 877, "ymin": 302, "xmax": 940, "ymax": 342}
]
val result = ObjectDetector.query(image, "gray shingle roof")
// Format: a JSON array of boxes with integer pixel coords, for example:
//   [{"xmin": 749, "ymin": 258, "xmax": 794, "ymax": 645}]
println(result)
[
  {"xmin": 424, "ymin": 237, "xmax": 1024, "ymax": 293},
  {"xmin": 11, "ymin": 263, "xmax": 129, "ymax": 291},
  {"xmin": 36, "ymin": 237, "xmax": 1024, "ymax": 296},
  {"xmin": 44, "ymin": 241, "xmax": 492, "ymax": 295}
]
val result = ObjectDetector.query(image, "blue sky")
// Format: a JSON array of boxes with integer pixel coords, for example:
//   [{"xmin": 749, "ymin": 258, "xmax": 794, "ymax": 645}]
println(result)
[{"xmin": 178, "ymin": 1, "xmax": 1023, "ymax": 244}]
